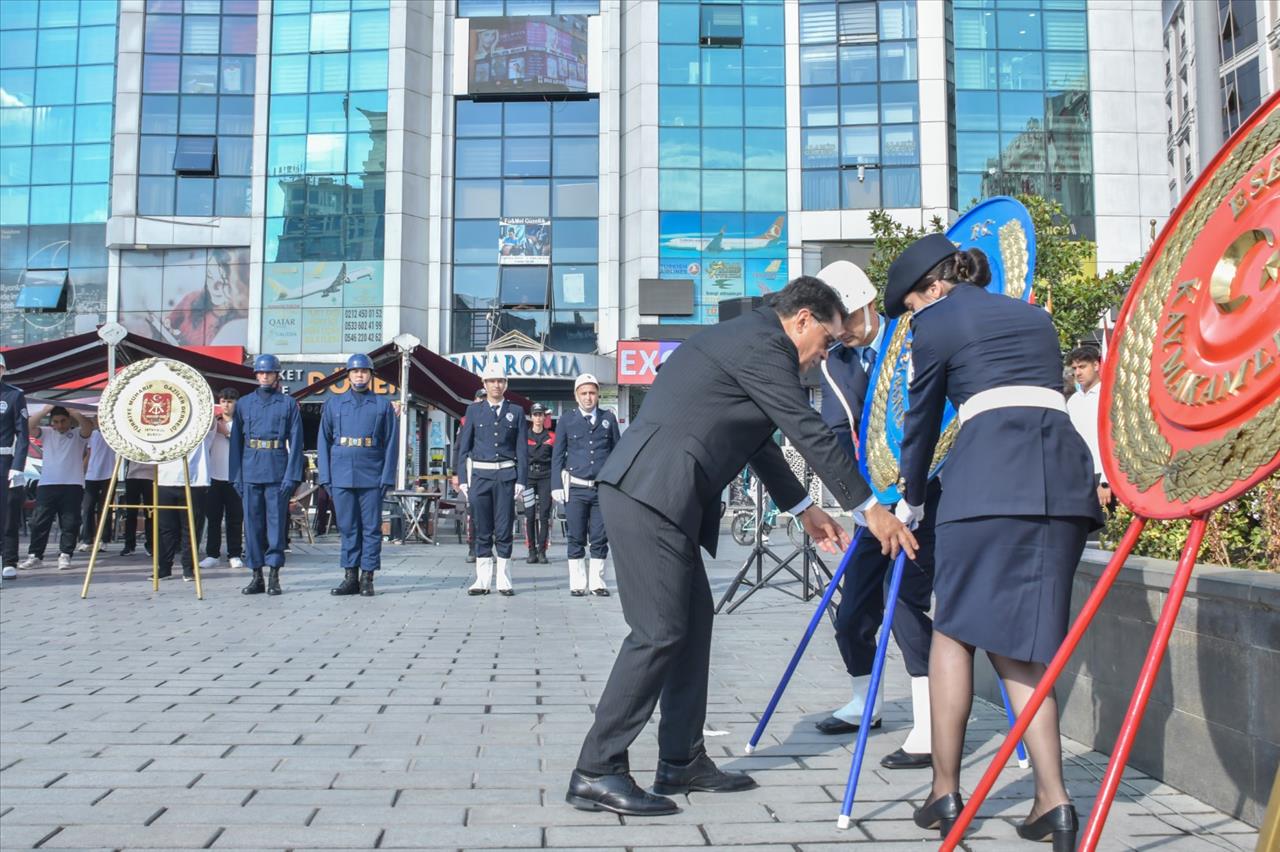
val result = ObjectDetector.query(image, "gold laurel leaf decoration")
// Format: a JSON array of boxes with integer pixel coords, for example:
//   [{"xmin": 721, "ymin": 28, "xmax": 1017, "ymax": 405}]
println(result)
[
  {"xmin": 999, "ymin": 220, "xmax": 1029, "ymax": 300},
  {"xmin": 1109, "ymin": 103, "xmax": 1280, "ymax": 503}
]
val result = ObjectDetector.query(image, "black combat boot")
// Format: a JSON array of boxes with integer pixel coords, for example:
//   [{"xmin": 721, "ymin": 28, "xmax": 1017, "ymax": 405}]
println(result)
[
  {"xmin": 267, "ymin": 566, "xmax": 282, "ymax": 595},
  {"xmin": 360, "ymin": 571, "xmax": 375, "ymax": 597},
  {"xmin": 331, "ymin": 568, "xmax": 359, "ymax": 596},
  {"xmin": 241, "ymin": 568, "xmax": 264, "ymax": 595}
]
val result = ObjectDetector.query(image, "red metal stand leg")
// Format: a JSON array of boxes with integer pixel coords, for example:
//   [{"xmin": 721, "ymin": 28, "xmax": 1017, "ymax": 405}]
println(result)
[
  {"xmin": 940, "ymin": 515, "xmax": 1148, "ymax": 851},
  {"xmin": 1079, "ymin": 515, "xmax": 1208, "ymax": 851}
]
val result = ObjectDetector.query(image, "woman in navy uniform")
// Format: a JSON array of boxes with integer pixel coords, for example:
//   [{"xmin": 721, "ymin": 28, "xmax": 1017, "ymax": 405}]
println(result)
[
  {"xmin": 0, "ymin": 353, "xmax": 28, "ymax": 580},
  {"xmin": 456, "ymin": 362, "xmax": 528, "ymax": 596},
  {"xmin": 551, "ymin": 373, "xmax": 620, "ymax": 596},
  {"xmin": 229, "ymin": 353, "xmax": 304, "ymax": 596},
  {"xmin": 524, "ymin": 404, "xmax": 555, "ymax": 564},
  {"xmin": 318, "ymin": 353, "xmax": 398, "ymax": 598},
  {"xmin": 888, "ymin": 234, "xmax": 1100, "ymax": 848}
]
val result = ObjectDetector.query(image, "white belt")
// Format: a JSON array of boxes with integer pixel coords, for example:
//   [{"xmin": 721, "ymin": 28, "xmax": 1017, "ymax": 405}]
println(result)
[
  {"xmin": 568, "ymin": 475, "xmax": 595, "ymax": 488},
  {"xmin": 958, "ymin": 386, "xmax": 1067, "ymax": 426},
  {"xmin": 472, "ymin": 460, "xmax": 516, "ymax": 471},
  {"xmin": 0, "ymin": 447, "xmax": 12, "ymax": 456}
]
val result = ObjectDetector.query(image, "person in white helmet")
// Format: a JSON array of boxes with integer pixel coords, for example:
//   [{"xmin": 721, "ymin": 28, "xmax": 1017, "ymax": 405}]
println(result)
[
  {"xmin": 456, "ymin": 362, "xmax": 528, "ymax": 596},
  {"xmin": 813, "ymin": 260, "xmax": 938, "ymax": 771},
  {"xmin": 552, "ymin": 373, "xmax": 621, "ymax": 596},
  {"xmin": 0, "ymin": 353, "xmax": 28, "ymax": 580}
]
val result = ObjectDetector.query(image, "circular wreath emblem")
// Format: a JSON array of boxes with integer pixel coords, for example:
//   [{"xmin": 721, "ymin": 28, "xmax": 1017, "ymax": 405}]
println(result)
[
  {"xmin": 99, "ymin": 358, "xmax": 214, "ymax": 464},
  {"xmin": 1101, "ymin": 92, "xmax": 1280, "ymax": 519}
]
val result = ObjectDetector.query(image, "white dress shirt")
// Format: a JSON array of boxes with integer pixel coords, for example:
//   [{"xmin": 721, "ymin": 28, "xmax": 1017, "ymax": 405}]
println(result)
[
  {"xmin": 38, "ymin": 428, "xmax": 89, "ymax": 487},
  {"xmin": 1066, "ymin": 380, "xmax": 1104, "ymax": 484},
  {"xmin": 158, "ymin": 424, "xmax": 217, "ymax": 488},
  {"xmin": 84, "ymin": 430, "xmax": 117, "ymax": 481}
]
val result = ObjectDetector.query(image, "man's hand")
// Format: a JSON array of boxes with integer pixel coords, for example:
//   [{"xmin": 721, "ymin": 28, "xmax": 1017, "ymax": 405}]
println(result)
[
  {"xmin": 894, "ymin": 500, "xmax": 924, "ymax": 530},
  {"xmin": 458, "ymin": 483, "xmax": 468, "ymax": 499},
  {"xmin": 1097, "ymin": 483, "xmax": 1112, "ymax": 508},
  {"xmin": 798, "ymin": 506, "xmax": 852, "ymax": 554},
  {"xmin": 514, "ymin": 483, "xmax": 525, "ymax": 501},
  {"xmin": 280, "ymin": 480, "xmax": 298, "ymax": 498},
  {"xmin": 551, "ymin": 489, "xmax": 565, "ymax": 503},
  {"xmin": 8, "ymin": 468, "xmax": 22, "ymax": 483},
  {"xmin": 864, "ymin": 503, "xmax": 918, "ymax": 561}
]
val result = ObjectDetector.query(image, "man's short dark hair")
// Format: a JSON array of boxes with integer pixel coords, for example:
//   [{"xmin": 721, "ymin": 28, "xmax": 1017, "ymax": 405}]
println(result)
[
  {"xmin": 218, "ymin": 387, "xmax": 240, "ymax": 401},
  {"xmin": 1067, "ymin": 346, "xmax": 1101, "ymax": 365},
  {"xmin": 49, "ymin": 406, "xmax": 70, "ymax": 419},
  {"xmin": 769, "ymin": 276, "xmax": 846, "ymax": 324}
]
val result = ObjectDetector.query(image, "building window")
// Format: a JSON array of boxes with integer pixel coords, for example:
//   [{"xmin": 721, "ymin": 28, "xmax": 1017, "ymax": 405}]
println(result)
[
  {"xmin": 451, "ymin": 98, "xmax": 600, "ymax": 352},
  {"xmin": 700, "ymin": 4, "xmax": 743, "ymax": 47},
  {"xmin": 172, "ymin": 135, "xmax": 217, "ymax": 175},
  {"xmin": 456, "ymin": 0, "xmax": 600, "ymax": 15}
]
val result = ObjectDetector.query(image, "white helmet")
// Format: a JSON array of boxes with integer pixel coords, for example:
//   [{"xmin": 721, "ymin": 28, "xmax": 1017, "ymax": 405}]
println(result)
[
  {"xmin": 480, "ymin": 361, "xmax": 506, "ymax": 381},
  {"xmin": 817, "ymin": 260, "xmax": 877, "ymax": 332},
  {"xmin": 574, "ymin": 373, "xmax": 599, "ymax": 391}
]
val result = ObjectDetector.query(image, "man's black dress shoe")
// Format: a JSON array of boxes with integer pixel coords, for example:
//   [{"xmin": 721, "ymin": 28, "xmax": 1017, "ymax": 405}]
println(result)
[
  {"xmin": 591, "ymin": 588, "xmax": 610, "ymax": 597},
  {"xmin": 651, "ymin": 752, "xmax": 757, "ymax": 795},
  {"xmin": 1016, "ymin": 803, "xmax": 1077, "ymax": 851},
  {"xmin": 499, "ymin": 588, "xmax": 514, "ymax": 596},
  {"xmin": 913, "ymin": 792, "xmax": 963, "ymax": 838},
  {"xmin": 565, "ymin": 769, "xmax": 678, "ymax": 816},
  {"xmin": 468, "ymin": 587, "xmax": 489, "ymax": 596},
  {"xmin": 880, "ymin": 748, "xmax": 931, "ymax": 769},
  {"xmin": 815, "ymin": 714, "xmax": 880, "ymax": 735},
  {"xmin": 570, "ymin": 589, "xmax": 586, "ymax": 597}
]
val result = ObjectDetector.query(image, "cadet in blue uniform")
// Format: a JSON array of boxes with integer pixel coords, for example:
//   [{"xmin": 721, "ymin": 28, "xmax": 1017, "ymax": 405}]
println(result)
[
  {"xmin": 318, "ymin": 353, "xmax": 398, "ymax": 598},
  {"xmin": 888, "ymin": 234, "xmax": 1099, "ymax": 846},
  {"xmin": 814, "ymin": 261, "xmax": 937, "ymax": 771},
  {"xmin": 229, "ymin": 354, "xmax": 304, "ymax": 597},
  {"xmin": 524, "ymin": 404, "xmax": 555, "ymax": 563},
  {"xmin": 0, "ymin": 353, "xmax": 29, "ymax": 580},
  {"xmin": 456, "ymin": 362, "xmax": 528, "ymax": 596},
  {"xmin": 552, "ymin": 373, "xmax": 621, "ymax": 596}
]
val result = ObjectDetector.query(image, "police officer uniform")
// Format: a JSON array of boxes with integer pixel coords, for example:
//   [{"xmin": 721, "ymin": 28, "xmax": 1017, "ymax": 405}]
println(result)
[
  {"xmin": 456, "ymin": 363, "xmax": 528, "ymax": 595},
  {"xmin": 458, "ymin": 388, "xmax": 487, "ymax": 564},
  {"xmin": 0, "ymin": 353, "xmax": 28, "ymax": 579},
  {"xmin": 229, "ymin": 354, "xmax": 304, "ymax": 596},
  {"xmin": 318, "ymin": 353, "xmax": 398, "ymax": 598},
  {"xmin": 552, "ymin": 373, "xmax": 620, "ymax": 596},
  {"xmin": 524, "ymin": 404, "xmax": 555, "ymax": 563}
]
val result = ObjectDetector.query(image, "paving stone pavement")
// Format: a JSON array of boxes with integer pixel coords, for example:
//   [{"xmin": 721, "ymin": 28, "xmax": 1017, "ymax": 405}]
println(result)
[{"xmin": 0, "ymin": 535, "xmax": 1261, "ymax": 851}]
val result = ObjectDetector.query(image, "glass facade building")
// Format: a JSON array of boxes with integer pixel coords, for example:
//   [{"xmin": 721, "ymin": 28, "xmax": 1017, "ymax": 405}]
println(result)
[{"xmin": 0, "ymin": 0, "xmax": 116, "ymax": 346}]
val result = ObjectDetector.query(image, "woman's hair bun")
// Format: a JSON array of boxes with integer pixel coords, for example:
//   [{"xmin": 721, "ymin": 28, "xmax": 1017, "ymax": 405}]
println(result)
[{"xmin": 954, "ymin": 247, "xmax": 991, "ymax": 287}]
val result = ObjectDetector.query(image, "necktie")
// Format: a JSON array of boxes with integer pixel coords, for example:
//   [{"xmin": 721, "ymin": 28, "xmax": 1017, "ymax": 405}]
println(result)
[{"xmin": 862, "ymin": 348, "xmax": 877, "ymax": 372}]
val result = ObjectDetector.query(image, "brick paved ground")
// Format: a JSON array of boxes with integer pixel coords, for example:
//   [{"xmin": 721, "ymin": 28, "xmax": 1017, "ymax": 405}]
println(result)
[{"xmin": 0, "ymin": 534, "xmax": 1260, "ymax": 851}]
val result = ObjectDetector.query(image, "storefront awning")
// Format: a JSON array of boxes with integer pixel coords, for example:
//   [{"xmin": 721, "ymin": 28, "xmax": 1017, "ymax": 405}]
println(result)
[{"xmin": 2, "ymin": 330, "xmax": 256, "ymax": 395}]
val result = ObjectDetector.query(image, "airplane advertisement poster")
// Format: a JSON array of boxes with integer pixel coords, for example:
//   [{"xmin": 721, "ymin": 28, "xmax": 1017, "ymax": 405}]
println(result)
[
  {"xmin": 118, "ymin": 247, "xmax": 250, "ymax": 347},
  {"xmin": 658, "ymin": 212, "xmax": 787, "ymax": 324},
  {"xmin": 262, "ymin": 260, "xmax": 384, "ymax": 353},
  {"xmin": 499, "ymin": 218, "xmax": 551, "ymax": 265}
]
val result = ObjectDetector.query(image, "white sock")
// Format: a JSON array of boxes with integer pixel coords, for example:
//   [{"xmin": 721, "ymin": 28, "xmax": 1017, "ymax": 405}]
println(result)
[
  {"xmin": 588, "ymin": 558, "xmax": 607, "ymax": 590},
  {"xmin": 899, "ymin": 675, "xmax": 932, "ymax": 754},
  {"xmin": 568, "ymin": 558, "xmax": 587, "ymax": 591},
  {"xmin": 832, "ymin": 675, "xmax": 880, "ymax": 723},
  {"xmin": 495, "ymin": 557, "xmax": 512, "ymax": 591}
]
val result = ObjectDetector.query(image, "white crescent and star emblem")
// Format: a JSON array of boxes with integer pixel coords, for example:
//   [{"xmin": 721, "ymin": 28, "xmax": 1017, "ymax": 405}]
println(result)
[{"xmin": 505, "ymin": 412, "xmax": 514, "ymax": 422}]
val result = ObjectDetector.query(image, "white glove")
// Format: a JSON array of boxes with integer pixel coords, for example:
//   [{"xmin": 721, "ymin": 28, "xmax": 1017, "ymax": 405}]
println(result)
[
  {"xmin": 458, "ymin": 483, "xmax": 468, "ymax": 499},
  {"xmin": 895, "ymin": 500, "xmax": 924, "ymax": 530},
  {"xmin": 8, "ymin": 468, "xmax": 22, "ymax": 483},
  {"xmin": 514, "ymin": 484, "xmax": 525, "ymax": 501},
  {"xmin": 551, "ymin": 489, "xmax": 566, "ymax": 504}
]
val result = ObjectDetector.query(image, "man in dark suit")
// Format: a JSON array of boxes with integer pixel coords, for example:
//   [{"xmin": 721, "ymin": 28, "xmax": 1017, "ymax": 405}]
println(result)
[{"xmin": 566, "ymin": 276, "xmax": 918, "ymax": 817}]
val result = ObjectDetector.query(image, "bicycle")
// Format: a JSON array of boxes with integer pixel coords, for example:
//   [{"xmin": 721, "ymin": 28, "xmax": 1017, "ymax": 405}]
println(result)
[{"xmin": 730, "ymin": 505, "xmax": 804, "ymax": 548}]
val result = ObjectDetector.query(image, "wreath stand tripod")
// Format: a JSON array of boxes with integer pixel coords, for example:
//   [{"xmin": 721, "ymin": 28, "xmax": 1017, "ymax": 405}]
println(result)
[{"xmin": 80, "ymin": 456, "xmax": 205, "ymax": 600}]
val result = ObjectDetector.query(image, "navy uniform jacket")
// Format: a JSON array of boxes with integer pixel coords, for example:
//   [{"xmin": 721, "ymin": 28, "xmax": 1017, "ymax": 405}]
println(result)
[
  {"xmin": 819, "ymin": 346, "xmax": 870, "ymax": 434},
  {"xmin": 229, "ymin": 386, "xmax": 305, "ymax": 486},
  {"xmin": 456, "ymin": 399, "xmax": 528, "ymax": 486},
  {"xmin": 900, "ymin": 285, "xmax": 1101, "ymax": 525},
  {"xmin": 598, "ymin": 306, "xmax": 871, "ymax": 557},
  {"xmin": 0, "ymin": 382, "xmax": 29, "ymax": 470},
  {"xmin": 316, "ymin": 390, "xmax": 398, "ymax": 489},
  {"xmin": 552, "ymin": 408, "xmax": 620, "ymax": 485}
]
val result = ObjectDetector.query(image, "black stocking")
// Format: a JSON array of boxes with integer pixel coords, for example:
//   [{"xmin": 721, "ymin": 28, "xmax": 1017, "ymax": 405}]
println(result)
[
  {"xmin": 927, "ymin": 629, "xmax": 974, "ymax": 803},
  {"xmin": 988, "ymin": 652, "xmax": 1070, "ymax": 818}
]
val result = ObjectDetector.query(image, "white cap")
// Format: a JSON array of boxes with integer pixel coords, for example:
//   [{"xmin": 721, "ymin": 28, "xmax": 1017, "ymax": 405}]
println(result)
[
  {"xmin": 817, "ymin": 260, "xmax": 877, "ymax": 315},
  {"xmin": 574, "ymin": 373, "xmax": 599, "ymax": 391},
  {"xmin": 480, "ymin": 361, "xmax": 506, "ymax": 381}
]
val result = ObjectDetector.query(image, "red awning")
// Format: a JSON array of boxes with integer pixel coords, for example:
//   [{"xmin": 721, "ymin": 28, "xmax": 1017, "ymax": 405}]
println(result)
[
  {"xmin": 2, "ymin": 330, "xmax": 256, "ymax": 395},
  {"xmin": 290, "ymin": 342, "xmax": 531, "ymax": 418}
]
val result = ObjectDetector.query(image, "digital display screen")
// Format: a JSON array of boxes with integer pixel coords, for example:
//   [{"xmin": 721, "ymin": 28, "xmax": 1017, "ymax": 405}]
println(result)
[{"xmin": 469, "ymin": 15, "xmax": 588, "ymax": 94}]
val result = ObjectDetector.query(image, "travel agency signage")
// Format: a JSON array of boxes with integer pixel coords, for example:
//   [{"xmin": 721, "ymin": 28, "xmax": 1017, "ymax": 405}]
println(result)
[{"xmin": 449, "ymin": 350, "xmax": 616, "ymax": 382}]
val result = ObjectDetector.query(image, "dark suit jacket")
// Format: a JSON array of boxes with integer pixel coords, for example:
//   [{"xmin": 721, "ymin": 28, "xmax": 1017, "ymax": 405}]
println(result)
[
  {"xmin": 900, "ymin": 285, "xmax": 1101, "ymax": 525},
  {"xmin": 819, "ymin": 345, "xmax": 870, "ymax": 434},
  {"xmin": 598, "ymin": 307, "xmax": 872, "ymax": 556}
]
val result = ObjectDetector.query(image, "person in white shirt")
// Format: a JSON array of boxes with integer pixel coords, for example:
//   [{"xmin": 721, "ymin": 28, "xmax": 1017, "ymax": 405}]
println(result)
[
  {"xmin": 78, "ymin": 429, "xmax": 117, "ymax": 552},
  {"xmin": 120, "ymin": 460, "xmax": 156, "ymax": 557},
  {"xmin": 19, "ymin": 405, "xmax": 94, "ymax": 571},
  {"xmin": 203, "ymin": 388, "xmax": 244, "ymax": 570},
  {"xmin": 156, "ymin": 421, "xmax": 217, "ymax": 581},
  {"xmin": 1065, "ymin": 346, "xmax": 1112, "ymax": 510}
]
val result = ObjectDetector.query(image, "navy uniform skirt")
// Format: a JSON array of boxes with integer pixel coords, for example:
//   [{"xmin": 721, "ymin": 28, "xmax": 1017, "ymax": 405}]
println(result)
[{"xmin": 933, "ymin": 515, "xmax": 1091, "ymax": 664}]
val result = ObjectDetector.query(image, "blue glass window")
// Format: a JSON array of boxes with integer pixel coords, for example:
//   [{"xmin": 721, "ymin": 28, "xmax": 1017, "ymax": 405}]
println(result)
[
  {"xmin": 349, "ymin": 50, "xmax": 386, "ymax": 90},
  {"xmin": 140, "ymin": 135, "xmax": 178, "ymax": 173},
  {"xmin": 40, "ymin": 0, "xmax": 80, "ymax": 29},
  {"xmin": 551, "ymin": 99, "xmax": 597, "ymax": 135},
  {"xmin": 702, "ymin": 49, "xmax": 743, "ymax": 86},
  {"xmin": 454, "ymin": 219, "xmax": 496, "ymax": 265},
  {"xmin": 456, "ymin": 138, "xmax": 501, "ymax": 177},
  {"xmin": 802, "ymin": 86, "xmax": 838, "ymax": 127},
  {"xmin": 503, "ymin": 178, "xmax": 549, "ymax": 217},
  {"xmin": 660, "ymin": 127, "xmax": 700, "ymax": 168},
  {"xmin": 997, "ymin": 10, "xmax": 1041, "ymax": 50},
  {"xmin": 802, "ymin": 128, "xmax": 838, "ymax": 169},
  {"xmin": 36, "ymin": 67, "xmax": 77, "ymax": 106},
  {"xmin": 702, "ymin": 170, "xmax": 743, "ymax": 211},
  {"xmin": 553, "ymin": 136, "xmax": 597, "ymax": 176},
  {"xmin": 273, "ymin": 15, "xmax": 310, "ymax": 54},
  {"xmin": 702, "ymin": 127, "xmax": 743, "ymax": 169},
  {"xmin": 33, "ymin": 105, "xmax": 75, "ymax": 144},
  {"xmin": 955, "ymin": 91, "xmax": 999, "ymax": 130},
  {"xmin": 0, "ymin": 107, "xmax": 33, "ymax": 144},
  {"xmin": 175, "ymin": 176, "xmax": 214, "ymax": 215},
  {"xmin": 309, "ymin": 52, "xmax": 348, "ymax": 91},
  {"xmin": 502, "ymin": 136, "xmax": 550, "ymax": 176},
  {"xmin": 744, "ymin": 128, "xmax": 785, "ymax": 169},
  {"xmin": 880, "ymin": 42, "xmax": 917, "ymax": 81},
  {"xmin": 744, "ymin": 87, "xmax": 784, "ymax": 126},
  {"xmin": 269, "ymin": 94, "xmax": 308, "ymax": 134},
  {"xmin": 29, "ymin": 184, "xmax": 70, "ymax": 223},
  {"xmin": 78, "ymin": 26, "xmax": 117, "ymax": 64},
  {"xmin": 306, "ymin": 133, "xmax": 347, "ymax": 173},
  {"xmin": 842, "ymin": 126, "xmax": 879, "ymax": 165},
  {"xmin": 308, "ymin": 93, "xmax": 348, "ymax": 133},
  {"xmin": 551, "ymin": 218, "xmax": 597, "ymax": 263},
  {"xmin": 71, "ymin": 183, "xmax": 108, "ymax": 222},
  {"xmin": 218, "ymin": 136, "xmax": 253, "ymax": 175},
  {"xmin": 743, "ymin": 170, "xmax": 784, "ymax": 210},
  {"xmin": 457, "ymin": 99, "xmax": 503, "ymax": 136},
  {"xmin": 77, "ymin": 65, "xmax": 116, "ymax": 103},
  {"xmin": 504, "ymin": 101, "xmax": 550, "ymax": 136},
  {"xmin": 660, "ymin": 45, "xmax": 700, "ymax": 85},
  {"xmin": 882, "ymin": 167, "xmax": 920, "ymax": 207},
  {"xmin": 0, "ymin": 5, "xmax": 38, "ymax": 29},
  {"xmin": 954, "ymin": 8, "xmax": 996, "ymax": 49},
  {"xmin": 659, "ymin": 168, "xmax": 699, "ymax": 210},
  {"xmin": 879, "ymin": 82, "xmax": 918, "ymax": 123},
  {"xmin": 350, "ymin": 11, "xmax": 388, "ymax": 49},
  {"xmin": 800, "ymin": 45, "xmax": 837, "ymax": 85},
  {"xmin": 552, "ymin": 177, "xmax": 597, "ymax": 217},
  {"xmin": 659, "ymin": 2, "xmax": 699, "ymax": 43},
  {"xmin": 455, "ymin": 179, "xmax": 502, "ymax": 218},
  {"xmin": 802, "ymin": 170, "xmax": 838, "ymax": 210},
  {"xmin": 32, "ymin": 146, "xmax": 73, "ymax": 185},
  {"xmin": 0, "ymin": 68, "xmax": 35, "ymax": 105},
  {"xmin": 743, "ymin": 3, "xmax": 783, "ymax": 44},
  {"xmin": 999, "ymin": 51, "xmax": 1043, "ymax": 90},
  {"xmin": 743, "ymin": 46, "xmax": 784, "ymax": 85},
  {"xmin": 881, "ymin": 125, "xmax": 918, "ymax": 165},
  {"xmin": 270, "ymin": 54, "xmax": 309, "ymax": 93},
  {"xmin": 701, "ymin": 88, "xmax": 743, "ymax": 126},
  {"xmin": 37, "ymin": 28, "xmax": 78, "ymax": 67},
  {"xmin": 0, "ymin": 147, "xmax": 31, "ymax": 185},
  {"xmin": 659, "ymin": 87, "xmax": 699, "ymax": 126},
  {"xmin": 0, "ymin": 31, "xmax": 37, "ymax": 68},
  {"xmin": 840, "ymin": 84, "xmax": 877, "ymax": 125}
]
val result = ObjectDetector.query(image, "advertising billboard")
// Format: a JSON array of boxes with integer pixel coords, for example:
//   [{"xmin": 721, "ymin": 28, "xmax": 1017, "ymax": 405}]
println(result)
[
  {"xmin": 499, "ymin": 218, "xmax": 551, "ymax": 265},
  {"xmin": 118, "ymin": 247, "xmax": 249, "ymax": 347},
  {"xmin": 468, "ymin": 15, "xmax": 588, "ymax": 94}
]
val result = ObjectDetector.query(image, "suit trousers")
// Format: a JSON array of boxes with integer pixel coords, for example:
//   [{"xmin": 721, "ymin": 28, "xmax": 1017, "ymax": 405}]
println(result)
[
  {"xmin": 204, "ymin": 479, "xmax": 243, "ymax": 559},
  {"xmin": 157, "ymin": 485, "xmax": 207, "ymax": 571},
  {"xmin": 122, "ymin": 478, "xmax": 154, "ymax": 553},
  {"xmin": 27, "ymin": 484, "xmax": 83, "ymax": 559},
  {"xmin": 0, "ymin": 457, "xmax": 9, "ymax": 562},
  {"xmin": 471, "ymin": 475, "xmax": 515, "ymax": 559},
  {"xmin": 524, "ymin": 475, "xmax": 553, "ymax": 553},
  {"xmin": 565, "ymin": 485, "xmax": 607, "ymax": 559},
  {"xmin": 3, "ymin": 485, "xmax": 22, "ymax": 567},
  {"xmin": 577, "ymin": 486, "xmax": 713, "ymax": 775},
  {"xmin": 80, "ymin": 478, "xmax": 114, "ymax": 544},
  {"xmin": 332, "ymin": 486, "xmax": 384, "ymax": 572},
  {"xmin": 241, "ymin": 483, "xmax": 290, "ymax": 570}
]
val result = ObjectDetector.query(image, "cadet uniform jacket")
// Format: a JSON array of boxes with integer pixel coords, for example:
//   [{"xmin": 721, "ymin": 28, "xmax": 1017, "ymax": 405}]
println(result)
[
  {"xmin": 229, "ymin": 386, "xmax": 305, "ymax": 486},
  {"xmin": 317, "ymin": 390, "xmax": 399, "ymax": 489}
]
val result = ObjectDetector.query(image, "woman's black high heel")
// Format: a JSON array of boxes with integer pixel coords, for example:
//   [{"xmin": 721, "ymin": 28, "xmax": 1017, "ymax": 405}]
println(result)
[
  {"xmin": 913, "ymin": 792, "xmax": 963, "ymax": 838},
  {"xmin": 1016, "ymin": 803, "xmax": 1078, "ymax": 851}
]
